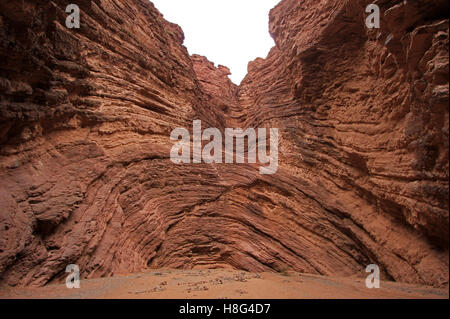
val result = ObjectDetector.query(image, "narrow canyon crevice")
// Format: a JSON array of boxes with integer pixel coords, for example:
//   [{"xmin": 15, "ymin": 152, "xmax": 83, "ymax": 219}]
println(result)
[{"xmin": 0, "ymin": 0, "xmax": 448, "ymax": 288}]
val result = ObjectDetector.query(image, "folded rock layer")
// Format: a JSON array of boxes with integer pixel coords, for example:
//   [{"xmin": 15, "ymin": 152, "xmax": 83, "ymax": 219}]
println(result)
[{"xmin": 0, "ymin": 0, "xmax": 448, "ymax": 288}]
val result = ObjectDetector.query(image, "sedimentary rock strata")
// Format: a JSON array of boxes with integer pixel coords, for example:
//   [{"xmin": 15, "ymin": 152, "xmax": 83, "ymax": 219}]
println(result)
[{"xmin": 0, "ymin": 0, "xmax": 448, "ymax": 288}]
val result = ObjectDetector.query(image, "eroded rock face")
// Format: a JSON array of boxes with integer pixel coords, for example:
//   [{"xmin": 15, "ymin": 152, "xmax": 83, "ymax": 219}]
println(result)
[
  {"xmin": 238, "ymin": 0, "xmax": 449, "ymax": 286},
  {"xmin": 0, "ymin": 0, "xmax": 448, "ymax": 288},
  {"xmin": 0, "ymin": 0, "xmax": 205, "ymax": 286}
]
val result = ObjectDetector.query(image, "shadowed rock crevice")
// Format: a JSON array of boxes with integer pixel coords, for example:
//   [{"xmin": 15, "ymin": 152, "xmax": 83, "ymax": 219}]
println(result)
[{"xmin": 0, "ymin": 0, "xmax": 448, "ymax": 288}]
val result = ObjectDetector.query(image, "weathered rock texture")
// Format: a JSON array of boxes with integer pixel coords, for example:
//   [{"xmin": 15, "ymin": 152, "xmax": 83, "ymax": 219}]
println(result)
[{"xmin": 0, "ymin": 0, "xmax": 448, "ymax": 288}]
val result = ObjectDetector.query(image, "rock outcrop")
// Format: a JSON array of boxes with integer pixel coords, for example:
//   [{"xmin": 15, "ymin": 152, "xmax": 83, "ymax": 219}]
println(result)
[{"xmin": 0, "ymin": 0, "xmax": 448, "ymax": 288}]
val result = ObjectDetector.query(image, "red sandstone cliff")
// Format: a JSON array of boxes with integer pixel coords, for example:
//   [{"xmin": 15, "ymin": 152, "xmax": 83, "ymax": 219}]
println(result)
[{"xmin": 0, "ymin": 0, "xmax": 448, "ymax": 288}]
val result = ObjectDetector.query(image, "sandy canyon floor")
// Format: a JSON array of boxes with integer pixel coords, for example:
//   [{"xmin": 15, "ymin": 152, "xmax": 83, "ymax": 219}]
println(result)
[{"xmin": 1, "ymin": 269, "xmax": 448, "ymax": 299}]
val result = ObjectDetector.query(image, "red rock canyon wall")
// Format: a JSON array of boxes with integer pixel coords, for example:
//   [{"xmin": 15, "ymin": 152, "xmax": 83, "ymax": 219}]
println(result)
[{"xmin": 0, "ymin": 0, "xmax": 448, "ymax": 288}]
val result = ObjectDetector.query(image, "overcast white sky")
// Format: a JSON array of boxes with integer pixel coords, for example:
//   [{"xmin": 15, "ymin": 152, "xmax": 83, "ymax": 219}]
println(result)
[{"xmin": 151, "ymin": 0, "xmax": 280, "ymax": 84}]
